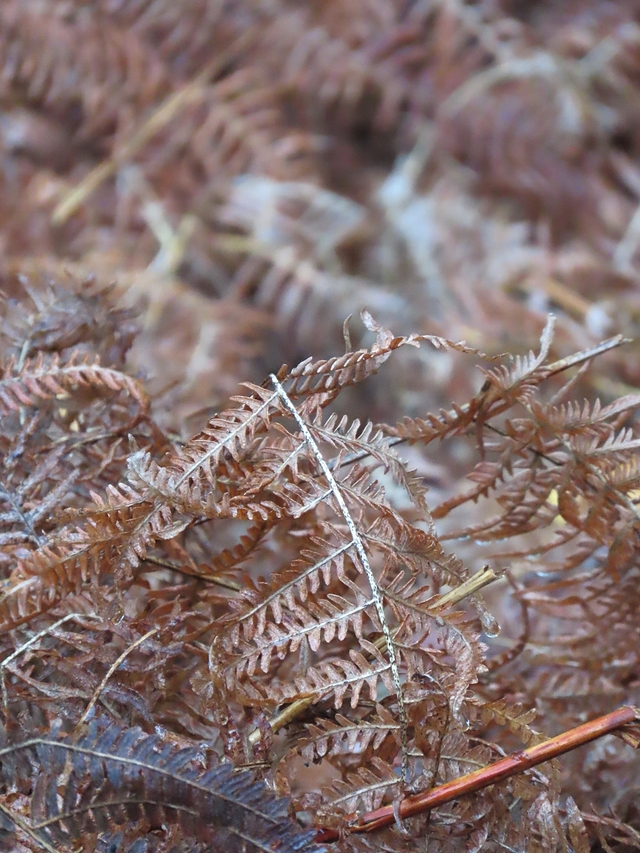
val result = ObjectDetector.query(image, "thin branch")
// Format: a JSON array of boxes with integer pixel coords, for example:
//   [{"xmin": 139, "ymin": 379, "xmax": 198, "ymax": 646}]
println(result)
[
  {"xmin": 248, "ymin": 696, "xmax": 314, "ymax": 746},
  {"xmin": 434, "ymin": 566, "xmax": 497, "ymax": 608},
  {"xmin": 315, "ymin": 706, "xmax": 640, "ymax": 842},
  {"xmin": 142, "ymin": 553, "xmax": 242, "ymax": 591}
]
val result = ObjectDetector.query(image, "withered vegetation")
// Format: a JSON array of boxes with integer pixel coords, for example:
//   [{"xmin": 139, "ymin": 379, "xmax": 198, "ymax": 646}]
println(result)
[{"xmin": 1, "ymin": 1, "xmax": 640, "ymax": 851}]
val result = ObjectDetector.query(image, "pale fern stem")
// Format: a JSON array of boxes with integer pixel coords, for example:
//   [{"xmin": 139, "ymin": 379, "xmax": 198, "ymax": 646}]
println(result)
[
  {"xmin": 435, "ymin": 566, "xmax": 497, "ymax": 608},
  {"xmin": 270, "ymin": 373, "xmax": 409, "ymax": 780},
  {"xmin": 248, "ymin": 696, "xmax": 315, "ymax": 745}
]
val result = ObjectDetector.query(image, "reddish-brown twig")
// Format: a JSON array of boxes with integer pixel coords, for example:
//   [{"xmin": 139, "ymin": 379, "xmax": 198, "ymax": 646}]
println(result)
[{"xmin": 316, "ymin": 706, "xmax": 640, "ymax": 842}]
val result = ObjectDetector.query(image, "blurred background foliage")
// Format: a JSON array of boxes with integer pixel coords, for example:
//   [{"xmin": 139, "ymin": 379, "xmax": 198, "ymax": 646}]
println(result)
[{"xmin": 3, "ymin": 0, "xmax": 640, "ymax": 436}]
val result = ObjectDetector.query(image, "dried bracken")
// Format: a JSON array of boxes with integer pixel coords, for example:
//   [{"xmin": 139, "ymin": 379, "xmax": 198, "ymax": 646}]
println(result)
[{"xmin": 1, "ymin": 1, "xmax": 640, "ymax": 851}]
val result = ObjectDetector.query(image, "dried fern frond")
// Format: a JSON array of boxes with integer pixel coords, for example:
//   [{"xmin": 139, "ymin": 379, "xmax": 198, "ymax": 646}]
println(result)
[
  {"xmin": 2, "ymin": 2, "xmax": 640, "ymax": 848},
  {"xmin": 0, "ymin": 714, "xmax": 322, "ymax": 853},
  {"xmin": 0, "ymin": 5, "xmax": 169, "ymax": 140}
]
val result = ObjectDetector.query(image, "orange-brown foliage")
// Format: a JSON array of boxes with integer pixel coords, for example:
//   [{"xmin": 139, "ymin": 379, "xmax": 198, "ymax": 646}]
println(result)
[{"xmin": 0, "ymin": 2, "xmax": 640, "ymax": 851}]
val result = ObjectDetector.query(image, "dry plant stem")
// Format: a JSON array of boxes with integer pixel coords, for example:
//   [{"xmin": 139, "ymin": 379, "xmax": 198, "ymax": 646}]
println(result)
[
  {"xmin": 504, "ymin": 277, "xmax": 593, "ymax": 322},
  {"xmin": 434, "ymin": 566, "xmax": 496, "ymax": 608},
  {"xmin": 615, "ymin": 199, "xmax": 640, "ymax": 270},
  {"xmin": 248, "ymin": 696, "xmax": 314, "ymax": 746},
  {"xmin": 142, "ymin": 553, "xmax": 242, "ymax": 590},
  {"xmin": 315, "ymin": 706, "xmax": 640, "ymax": 842},
  {"xmin": 541, "ymin": 334, "xmax": 628, "ymax": 377}
]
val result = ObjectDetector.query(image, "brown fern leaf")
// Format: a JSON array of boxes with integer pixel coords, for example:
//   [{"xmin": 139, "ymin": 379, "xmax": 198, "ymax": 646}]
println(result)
[
  {"xmin": 0, "ymin": 4, "xmax": 168, "ymax": 139},
  {"xmin": 297, "ymin": 705, "xmax": 401, "ymax": 764},
  {"xmin": 437, "ymin": 51, "xmax": 603, "ymax": 233},
  {"xmin": 226, "ymin": 250, "xmax": 408, "ymax": 362},
  {"xmin": 392, "ymin": 609, "xmax": 486, "ymax": 720},
  {"xmin": 128, "ymin": 449, "xmax": 282, "ymax": 524},
  {"xmin": 216, "ymin": 638, "xmax": 395, "ymax": 711},
  {"xmin": 215, "ymin": 588, "xmax": 377, "ymax": 687},
  {"xmin": 268, "ymin": 12, "xmax": 412, "ymax": 138},
  {"xmin": 0, "ymin": 351, "xmax": 148, "ymax": 419},
  {"xmin": 136, "ymin": 71, "xmax": 319, "ymax": 195},
  {"xmin": 162, "ymin": 384, "xmax": 284, "ymax": 489},
  {"xmin": 0, "ymin": 482, "xmax": 168, "ymax": 630},
  {"xmin": 477, "ymin": 314, "xmax": 557, "ymax": 410},
  {"xmin": 72, "ymin": 0, "xmax": 245, "ymax": 77},
  {"xmin": 367, "ymin": 515, "xmax": 471, "ymax": 586},
  {"xmin": 188, "ymin": 70, "xmax": 318, "ymax": 184},
  {"xmin": 528, "ymin": 393, "xmax": 640, "ymax": 438},
  {"xmin": 315, "ymin": 755, "xmax": 401, "ymax": 820},
  {"xmin": 85, "ymin": 482, "xmax": 192, "ymax": 568},
  {"xmin": 217, "ymin": 528, "xmax": 359, "ymax": 638},
  {"xmin": 0, "ymin": 538, "xmax": 119, "ymax": 632},
  {"xmin": 478, "ymin": 699, "xmax": 545, "ymax": 748},
  {"xmin": 0, "ymin": 439, "xmax": 72, "ymax": 550},
  {"xmin": 0, "ymin": 271, "xmax": 139, "ymax": 368},
  {"xmin": 283, "ymin": 310, "xmax": 482, "ymax": 400},
  {"xmin": 308, "ymin": 411, "xmax": 430, "ymax": 512},
  {"xmin": 206, "ymin": 520, "xmax": 270, "ymax": 575},
  {"xmin": 382, "ymin": 400, "xmax": 481, "ymax": 444}
]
